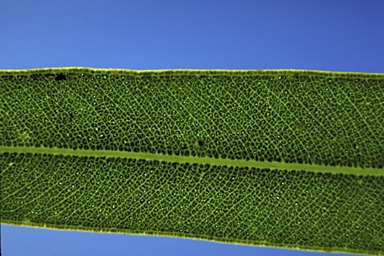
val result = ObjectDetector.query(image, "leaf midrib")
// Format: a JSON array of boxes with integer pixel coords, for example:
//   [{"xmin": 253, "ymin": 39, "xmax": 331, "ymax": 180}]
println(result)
[{"xmin": 1, "ymin": 146, "xmax": 382, "ymax": 176}]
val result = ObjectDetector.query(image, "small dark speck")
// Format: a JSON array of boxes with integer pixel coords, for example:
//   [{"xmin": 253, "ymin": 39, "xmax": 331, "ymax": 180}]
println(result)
[
  {"xmin": 55, "ymin": 74, "xmax": 66, "ymax": 81},
  {"xmin": 69, "ymin": 112, "xmax": 74, "ymax": 122},
  {"xmin": 198, "ymin": 139, "xmax": 205, "ymax": 147}
]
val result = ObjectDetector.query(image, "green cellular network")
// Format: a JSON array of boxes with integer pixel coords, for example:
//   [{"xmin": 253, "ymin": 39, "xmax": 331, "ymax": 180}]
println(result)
[{"xmin": 1, "ymin": 68, "xmax": 383, "ymax": 255}]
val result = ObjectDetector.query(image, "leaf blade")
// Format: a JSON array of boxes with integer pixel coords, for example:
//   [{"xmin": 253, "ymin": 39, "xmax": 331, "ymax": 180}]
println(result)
[{"xmin": 1, "ymin": 68, "xmax": 383, "ymax": 255}]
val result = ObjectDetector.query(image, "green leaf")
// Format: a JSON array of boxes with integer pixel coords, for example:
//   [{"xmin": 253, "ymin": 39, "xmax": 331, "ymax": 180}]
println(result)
[{"xmin": 1, "ymin": 68, "xmax": 383, "ymax": 255}]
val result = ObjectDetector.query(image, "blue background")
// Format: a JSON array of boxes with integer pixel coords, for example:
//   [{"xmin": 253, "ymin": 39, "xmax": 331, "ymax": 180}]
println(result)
[{"xmin": 1, "ymin": 0, "xmax": 383, "ymax": 255}]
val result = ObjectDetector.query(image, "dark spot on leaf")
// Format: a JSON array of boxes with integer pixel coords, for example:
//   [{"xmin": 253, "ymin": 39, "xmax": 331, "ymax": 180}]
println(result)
[
  {"xmin": 55, "ymin": 74, "xmax": 66, "ymax": 81},
  {"xmin": 69, "ymin": 112, "xmax": 74, "ymax": 122},
  {"xmin": 292, "ymin": 72, "xmax": 300, "ymax": 80},
  {"xmin": 197, "ymin": 139, "xmax": 205, "ymax": 147},
  {"xmin": 297, "ymin": 123, "xmax": 305, "ymax": 131}
]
